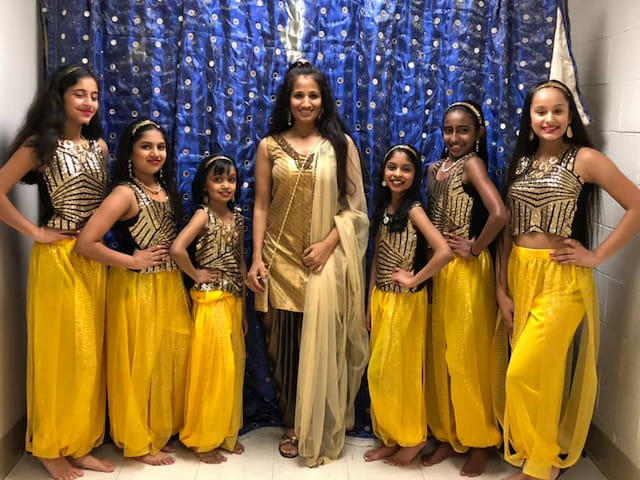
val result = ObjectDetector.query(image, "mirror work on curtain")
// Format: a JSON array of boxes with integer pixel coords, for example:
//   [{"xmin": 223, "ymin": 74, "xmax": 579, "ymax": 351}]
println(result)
[{"xmin": 41, "ymin": 0, "xmax": 565, "ymax": 435}]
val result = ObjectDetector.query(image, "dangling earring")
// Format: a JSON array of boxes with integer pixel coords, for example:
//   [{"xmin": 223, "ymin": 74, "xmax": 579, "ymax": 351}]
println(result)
[
  {"xmin": 287, "ymin": 110, "xmax": 292, "ymax": 126},
  {"xmin": 475, "ymin": 139, "xmax": 480, "ymax": 152},
  {"xmin": 528, "ymin": 130, "xmax": 534, "ymax": 141},
  {"xmin": 566, "ymin": 125, "xmax": 573, "ymax": 138},
  {"xmin": 381, "ymin": 180, "xmax": 387, "ymax": 187},
  {"xmin": 444, "ymin": 147, "xmax": 448, "ymax": 157},
  {"xmin": 128, "ymin": 159, "xmax": 133, "ymax": 178},
  {"xmin": 158, "ymin": 168, "xmax": 164, "ymax": 183}
]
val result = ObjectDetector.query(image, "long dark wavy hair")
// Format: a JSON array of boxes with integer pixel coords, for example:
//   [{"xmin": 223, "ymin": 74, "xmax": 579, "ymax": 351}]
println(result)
[
  {"xmin": 440, "ymin": 100, "xmax": 490, "ymax": 239},
  {"xmin": 191, "ymin": 154, "xmax": 240, "ymax": 206},
  {"xmin": 371, "ymin": 144, "xmax": 428, "ymax": 289},
  {"xmin": 112, "ymin": 119, "xmax": 184, "ymax": 221},
  {"xmin": 503, "ymin": 79, "xmax": 600, "ymax": 247},
  {"xmin": 8, "ymin": 65, "xmax": 102, "ymax": 184},
  {"xmin": 268, "ymin": 60, "xmax": 352, "ymax": 198}
]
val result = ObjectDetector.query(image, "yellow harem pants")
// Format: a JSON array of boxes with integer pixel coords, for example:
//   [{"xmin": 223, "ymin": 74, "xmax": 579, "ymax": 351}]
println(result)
[
  {"xmin": 106, "ymin": 267, "xmax": 192, "ymax": 457},
  {"xmin": 504, "ymin": 245, "xmax": 598, "ymax": 479},
  {"xmin": 26, "ymin": 238, "xmax": 106, "ymax": 458},
  {"xmin": 426, "ymin": 251, "xmax": 502, "ymax": 451},
  {"xmin": 368, "ymin": 287, "xmax": 427, "ymax": 447},
  {"xmin": 180, "ymin": 290, "xmax": 245, "ymax": 452}
]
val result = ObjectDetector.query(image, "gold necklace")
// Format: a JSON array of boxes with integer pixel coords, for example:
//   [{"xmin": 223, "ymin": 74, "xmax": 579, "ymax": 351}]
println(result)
[
  {"xmin": 439, "ymin": 152, "xmax": 475, "ymax": 174},
  {"xmin": 132, "ymin": 177, "xmax": 162, "ymax": 195},
  {"xmin": 529, "ymin": 147, "xmax": 568, "ymax": 178}
]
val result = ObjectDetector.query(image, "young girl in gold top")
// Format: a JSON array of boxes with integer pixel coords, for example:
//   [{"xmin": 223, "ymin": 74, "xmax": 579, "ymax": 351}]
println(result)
[
  {"xmin": 171, "ymin": 155, "xmax": 247, "ymax": 463},
  {"xmin": 499, "ymin": 80, "xmax": 640, "ymax": 480},
  {"xmin": 76, "ymin": 119, "xmax": 192, "ymax": 466},
  {"xmin": 423, "ymin": 101, "xmax": 507, "ymax": 476},
  {"xmin": 363, "ymin": 144, "xmax": 452, "ymax": 467},
  {"xmin": 0, "ymin": 65, "xmax": 114, "ymax": 480}
]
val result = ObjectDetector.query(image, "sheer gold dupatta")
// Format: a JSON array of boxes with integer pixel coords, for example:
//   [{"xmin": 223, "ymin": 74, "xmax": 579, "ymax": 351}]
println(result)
[{"xmin": 295, "ymin": 138, "xmax": 369, "ymax": 466}]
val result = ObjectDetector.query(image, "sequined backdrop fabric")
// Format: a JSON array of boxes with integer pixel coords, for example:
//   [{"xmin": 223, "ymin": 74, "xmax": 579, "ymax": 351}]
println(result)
[{"xmin": 42, "ymin": 0, "xmax": 565, "ymax": 435}]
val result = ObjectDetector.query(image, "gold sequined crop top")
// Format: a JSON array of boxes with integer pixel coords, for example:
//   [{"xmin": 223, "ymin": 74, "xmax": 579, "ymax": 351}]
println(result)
[
  {"xmin": 427, "ymin": 158, "xmax": 476, "ymax": 238},
  {"xmin": 121, "ymin": 182, "xmax": 178, "ymax": 273},
  {"xmin": 38, "ymin": 139, "xmax": 108, "ymax": 230},
  {"xmin": 507, "ymin": 147, "xmax": 584, "ymax": 237},
  {"xmin": 193, "ymin": 207, "xmax": 244, "ymax": 296},
  {"xmin": 375, "ymin": 203, "xmax": 421, "ymax": 294}
]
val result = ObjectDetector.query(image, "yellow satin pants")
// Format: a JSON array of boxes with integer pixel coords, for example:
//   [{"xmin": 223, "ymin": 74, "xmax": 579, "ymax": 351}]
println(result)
[
  {"xmin": 106, "ymin": 267, "xmax": 191, "ymax": 457},
  {"xmin": 426, "ymin": 251, "xmax": 502, "ymax": 451},
  {"xmin": 26, "ymin": 239, "xmax": 106, "ymax": 458},
  {"xmin": 504, "ymin": 245, "xmax": 598, "ymax": 479},
  {"xmin": 180, "ymin": 290, "xmax": 245, "ymax": 452},
  {"xmin": 368, "ymin": 287, "xmax": 427, "ymax": 447}
]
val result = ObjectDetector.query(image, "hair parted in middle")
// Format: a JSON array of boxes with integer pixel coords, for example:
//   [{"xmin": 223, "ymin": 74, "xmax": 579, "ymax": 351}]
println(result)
[{"xmin": 191, "ymin": 154, "xmax": 240, "ymax": 206}]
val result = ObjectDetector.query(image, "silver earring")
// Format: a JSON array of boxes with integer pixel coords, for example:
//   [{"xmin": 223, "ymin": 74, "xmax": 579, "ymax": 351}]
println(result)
[
  {"xmin": 528, "ymin": 130, "xmax": 534, "ymax": 141},
  {"xmin": 475, "ymin": 140, "xmax": 480, "ymax": 152},
  {"xmin": 381, "ymin": 180, "xmax": 387, "ymax": 187},
  {"xmin": 128, "ymin": 159, "xmax": 133, "ymax": 178},
  {"xmin": 566, "ymin": 126, "xmax": 573, "ymax": 138},
  {"xmin": 287, "ymin": 110, "xmax": 292, "ymax": 126}
]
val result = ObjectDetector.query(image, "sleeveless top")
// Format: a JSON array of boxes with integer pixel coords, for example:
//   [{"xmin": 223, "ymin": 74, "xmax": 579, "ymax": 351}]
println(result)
[
  {"xmin": 427, "ymin": 158, "xmax": 477, "ymax": 238},
  {"xmin": 193, "ymin": 206, "xmax": 244, "ymax": 296},
  {"xmin": 262, "ymin": 134, "xmax": 316, "ymax": 312},
  {"xmin": 507, "ymin": 147, "xmax": 584, "ymax": 237},
  {"xmin": 37, "ymin": 139, "xmax": 108, "ymax": 230},
  {"xmin": 115, "ymin": 182, "xmax": 178, "ymax": 273},
  {"xmin": 375, "ymin": 203, "xmax": 422, "ymax": 294}
]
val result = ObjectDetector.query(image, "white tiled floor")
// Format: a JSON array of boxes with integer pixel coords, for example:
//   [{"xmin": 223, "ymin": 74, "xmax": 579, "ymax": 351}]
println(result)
[{"xmin": 6, "ymin": 428, "xmax": 607, "ymax": 480}]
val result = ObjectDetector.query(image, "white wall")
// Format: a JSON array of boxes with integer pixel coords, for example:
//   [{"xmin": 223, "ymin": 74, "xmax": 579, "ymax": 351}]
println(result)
[
  {"xmin": 569, "ymin": 0, "xmax": 640, "ymax": 472},
  {"xmin": 0, "ymin": 0, "xmax": 39, "ymax": 462}
]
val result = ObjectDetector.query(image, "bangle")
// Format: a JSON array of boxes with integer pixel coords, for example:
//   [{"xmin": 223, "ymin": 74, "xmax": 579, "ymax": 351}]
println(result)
[{"xmin": 470, "ymin": 244, "xmax": 480, "ymax": 257}]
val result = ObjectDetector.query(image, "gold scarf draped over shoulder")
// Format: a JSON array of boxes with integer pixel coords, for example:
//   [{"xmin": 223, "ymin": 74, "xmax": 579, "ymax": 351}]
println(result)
[{"xmin": 294, "ymin": 137, "xmax": 369, "ymax": 466}]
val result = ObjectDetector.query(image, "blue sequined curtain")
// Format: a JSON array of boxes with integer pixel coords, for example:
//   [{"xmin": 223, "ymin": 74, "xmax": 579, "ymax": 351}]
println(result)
[{"xmin": 41, "ymin": 0, "xmax": 560, "ymax": 435}]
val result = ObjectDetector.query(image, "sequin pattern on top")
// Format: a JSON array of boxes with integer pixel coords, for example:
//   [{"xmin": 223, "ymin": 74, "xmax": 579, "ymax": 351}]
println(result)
[
  {"xmin": 375, "ymin": 203, "xmax": 421, "ymax": 294},
  {"xmin": 507, "ymin": 147, "xmax": 584, "ymax": 238},
  {"xmin": 125, "ymin": 181, "xmax": 178, "ymax": 273},
  {"xmin": 39, "ymin": 139, "xmax": 108, "ymax": 230},
  {"xmin": 427, "ymin": 159, "xmax": 475, "ymax": 238},
  {"xmin": 193, "ymin": 207, "xmax": 244, "ymax": 296}
]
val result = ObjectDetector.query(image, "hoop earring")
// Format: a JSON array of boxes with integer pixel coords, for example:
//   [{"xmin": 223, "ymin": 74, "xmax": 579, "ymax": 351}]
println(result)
[
  {"xmin": 528, "ymin": 130, "xmax": 534, "ymax": 141},
  {"xmin": 128, "ymin": 159, "xmax": 133, "ymax": 178},
  {"xmin": 381, "ymin": 180, "xmax": 387, "ymax": 187},
  {"xmin": 287, "ymin": 110, "xmax": 292, "ymax": 126},
  {"xmin": 566, "ymin": 125, "xmax": 574, "ymax": 138}
]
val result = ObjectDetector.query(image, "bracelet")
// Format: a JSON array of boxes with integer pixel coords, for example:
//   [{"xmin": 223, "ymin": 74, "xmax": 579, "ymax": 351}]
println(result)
[{"xmin": 470, "ymin": 244, "xmax": 480, "ymax": 257}]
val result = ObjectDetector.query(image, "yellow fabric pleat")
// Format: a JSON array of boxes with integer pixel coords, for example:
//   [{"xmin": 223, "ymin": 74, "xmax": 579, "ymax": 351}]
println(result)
[
  {"xmin": 180, "ymin": 290, "xmax": 245, "ymax": 452},
  {"xmin": 368, "ymin": 287, "xmax": 428, "ymax": 447},
  {"xmin": 106, "ymin": 267, "xmax": 192, "ymax": 457},
  {"xmin": 503, "ymin": 245, "xmax": 598, "ymax": 480},
  {"xmin": 26, "ymin": 238, "xmax": 106, "ymax": 458},
  {"xmin": 426, "ymin": 251, "xmax": 502, "ymax": 451}
]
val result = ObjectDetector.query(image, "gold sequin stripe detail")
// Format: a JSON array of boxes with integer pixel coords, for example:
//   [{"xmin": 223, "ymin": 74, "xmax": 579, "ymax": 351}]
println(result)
[
  {"xmin": 376, "ymin": 220, "xmax": 418, "ymax": 294},
  {"xmin": 427, "ymin": 160, "xmax": 474, "ymax": 237}
]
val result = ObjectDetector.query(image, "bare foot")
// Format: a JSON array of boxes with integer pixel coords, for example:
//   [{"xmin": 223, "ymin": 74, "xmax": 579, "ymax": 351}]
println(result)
[
  {"xmin": 461, "ymin": 448, "xmax": 490, "ymax": 477},
  {"xmin": 133, "ymin": 452, "xmax": 175, "ymax": 466},
  {"xmin": 363, "ymin": 445, "xmax": 399, "ymax": 462},
  {"xmin": 69, "ymin": 454, "xmax": 115, "ymax": 473},
  {"xmin": 161, "ymin": 443, "xmax": 176, "ymax": 453},
  {"xmin": 232, "ymin": 442, "xmax": 245, "ymax": 454},
  {"xmin": 421, "ymin": 442, "xmax": 457, "ymax": 466},
  {"xmin": 502, "ymin": 473, "xmax": 530, "ymax": 480},
  {"xmin": 385, "ymin": 442, "xmax": 425, "ymax": 466},
  {"xmin": 39, "ymin": 457, "xmax": 84, "ymax": 480},
  {"xmin": 195, "ymin": 448, "xmax": 227, "ymax": 464}
]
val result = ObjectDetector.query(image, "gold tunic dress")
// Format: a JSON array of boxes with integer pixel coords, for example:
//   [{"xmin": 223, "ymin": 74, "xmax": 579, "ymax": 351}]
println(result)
[
  {"xmin": 503, "ymin": 147, "xmax": 598, "ymax": 479},
  {"xmin": 425, "ymin": 158, "xmax": 502, "ymax": 452},
  {"xmin": 368, "ymin": 204, "xmax": 428, "ymax": 447},
  {"xmin": 257, "ymin": 134, "xmax": 369, "ymax": 466},
  {"xmin": 106, "ymin": 182, "xmax": 191, "ymax": 457},
  {"xmin": 26, "ymin": 139, "xmax": 108, "ymax": 459},
  {"xmin": 180, "ymin": 208, "xmax": 245, "ymax": 452}
]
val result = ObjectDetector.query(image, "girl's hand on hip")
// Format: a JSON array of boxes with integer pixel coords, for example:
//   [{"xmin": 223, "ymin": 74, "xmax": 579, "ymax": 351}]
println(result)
[{"xmin": 550, "ymin": 238, "xmax": 599, "ymax": 267}]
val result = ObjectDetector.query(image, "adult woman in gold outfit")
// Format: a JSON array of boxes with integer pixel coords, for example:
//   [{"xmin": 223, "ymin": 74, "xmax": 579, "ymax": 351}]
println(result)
[
  {"xmin": 247, "ymin": 60, "xmax": 369, "ymax": 466},
  {"xmin": 499, "ymin": 80, "xmax": 640, "ymax": 480}
]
